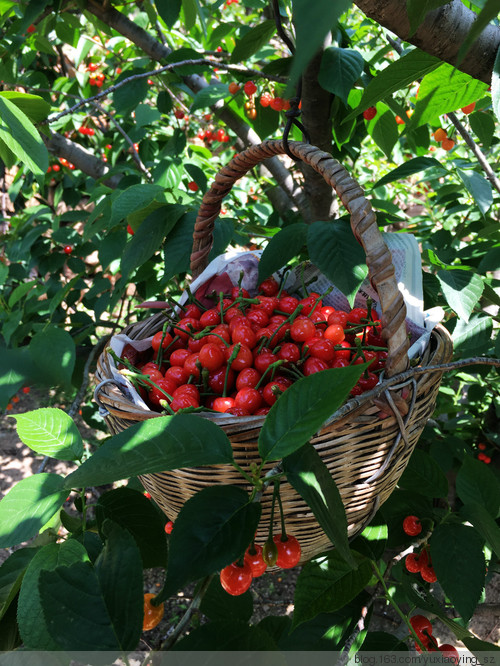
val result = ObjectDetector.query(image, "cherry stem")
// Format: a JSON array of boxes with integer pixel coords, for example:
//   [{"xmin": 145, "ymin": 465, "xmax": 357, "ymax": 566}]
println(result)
[
  {"xmin": 223, "ymin": 343, "xmax": 240, "ymax": 396},
  {"xmin": 267, "ymin": 481, "xmax": 279, "ymax": 541},
  {"xmin": 155, "ymin": 323, "xmax": 170, "ymax": 366},
  {"xmin": 267, "ymin": 303, "xmax": 303, "ymax": 348},
  {"xmin": 255, "ymin": 359, "xmax": 284, "ymax": 389},
  {"xmin": 275, "ymin": 482, "xmax": 287, "ymax": 539}
]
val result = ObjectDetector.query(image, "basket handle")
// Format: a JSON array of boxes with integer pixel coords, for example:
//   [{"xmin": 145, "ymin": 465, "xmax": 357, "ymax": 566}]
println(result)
[{"xmin": 191, "ymin": 139, "xmax": 409, "ymax": 376}]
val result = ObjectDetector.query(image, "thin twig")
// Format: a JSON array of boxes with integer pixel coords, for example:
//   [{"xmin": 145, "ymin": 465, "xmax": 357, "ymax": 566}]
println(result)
[
  {"xmin": 44, "ymin": 59, "xmax": 287, "ymax": 125},
  {"xmin": 447, "ymin": 111, "xmax": 500, "ymax": 195}
]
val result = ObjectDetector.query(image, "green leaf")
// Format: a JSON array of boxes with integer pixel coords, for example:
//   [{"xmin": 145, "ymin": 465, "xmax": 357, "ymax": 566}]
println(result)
[
  {"xmin": 307, "ymin": 221, "xmax": 368, "ymax": 307},
  {"xmin": 479, "ymin": 245, "xmax": 500, "ymax": 273},
  {"xmin": 17, "ymin": 540, "xmax": 88, "ymax": 650},
  {"xmin": 112, "ymin": 69, "xmax": 149, "ymax": 114},
  {"xmin": 163, "ymin": 211, "xmax": 196, "ymax": 280},
  {"xmin": 120, "ymin": 205, "xmax": 185, "ymax": 279},
  {"xmin": 289, "ymin": 0, "xmax": 352, "ymax": 88},
  {"xmin": 453, "ymin": 313, "xmax": 493, "ymax": 356},
  {"xmin": 191, "ymin": 83, "xmax": 229, "ymax": 111},
  {"xmin": 258, "ymin": 223, "xmax": 307, "ymax": 284},
  {"xmin": 0, "ymin": 346, "xmax": 31, "ymax": 410},
  {"xmin": 247, "ymin": 103, "xmax": 281, "ymax": 139},
  {"xmin": 155, "ymin": 0, "xmax": 181, "ymax": 27},
  {"xmin": 368, "ymin": 109, "xmax": 399, "ymax": 160},
  {"xmin": 182, "ymin": 0, "xmax": 197, "ymax": 31},
  {"xmin": 430, "ymin": 523, "xmax": 485, "ymax": 621},
  {"xmin": 258, "ymin": 365, "xmax": 365, "ymax": 462},
  {"xmin": 346, "ymin": 50, "xmax": 441, "ymax": 122},
  {"xmin": 28, "ymin": 327, "xmax": 75, "ymax": 388},
  {"xmin": 96, "ymin": 487, "xmax": 168, "ymax": 568},
  {"xmin": 200, "ymin": 576, "xmax": 253, "ymax": 623},
  {"xmin": 172, "ymin": 619, "xmax": 277, "ymax": 651},
  {"xmin": 372, "ymin": 157, "xmax": 444, "ymax": 190},
  {"xmin": 10, "ymin": 408, "xmax": 83, "ymax": 461},
  {"xmin": 93, "ymin": 521, "xmax": 144, "ymax": 650},
  {"xmin": 456, "ymin": 168, "xmax": 493, "ymax": 216},
  {"xmin": 0, "ymin": 95, "xmax": 48, "ymax": 177},
  {"xmin": 469, "ymin": 111, "xmax": 495, "ymax": 149},
  {"xmin": 282, "ymin": 444, "xmax": 354, "ymax": 566},
  {"xmin": 456, "ymin": 456, "xmax": 500, "ymax": 518},
  {"xmin": 318, "ymin": 47, "xmax": 364, "ymax": 105},
  {"xmin": 159, "ymin": 486, "xmax": 261, "ymax": 600},
  {"xmin": 207, "ymin": 218, "xmax": 235, "ymax": 263},
  {"xmin": 398, "ymin": 448, "xmax": 448, "ymax": 497},
  {"xmin": 230, "ymin": 20, "xmax": 276, "ymax": 63},
  {"xmin": 0, "ymin": 91, "xmax": 50, "ymax": 123},
  {"xmin": 462, "ymin": 636, "xmax": 500, "ymax": 654},
  {"xmin": 0, "ymin": 474, "xmax": 67, "ymax": 548},
  {"xmin": 406, "ymin": 0, "xmax": 449, "ymax": 35},
  {"xmin": 110, "ymin": 184, "xmax": 165, "ymax": 225},
  {"xmin": 293, "ymin": 551, "xmax": 372, "ymax": 628},
  {"xmin": 65, "ymin": 414, "xmax": 234, "ymax": 489},
  {"xmin": 157, "ymin": 90, "xmax": 173, "ymax": 114},
  {"xmin": 408, "ymin": 63, "xmax": 488, "ymax": 129},
  {"xmin": 0, "ymin": 548, "xmax": 39, "ymax": 621},
  {"xmin": 436, "ymin": 269, "xmax": 484, "ymax": 322},
  {"xmin": 460, "ymin": 502, "xmax": 500, "ymax": 561}
]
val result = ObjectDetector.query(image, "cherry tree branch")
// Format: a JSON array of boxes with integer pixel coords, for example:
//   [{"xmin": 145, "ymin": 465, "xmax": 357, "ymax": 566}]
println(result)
[{"xmin": 84, "ymin": 0, "xmax": 311, "ymax": 221}]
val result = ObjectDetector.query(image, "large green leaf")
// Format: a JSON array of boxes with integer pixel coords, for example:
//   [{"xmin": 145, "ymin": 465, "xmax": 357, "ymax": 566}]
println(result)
[
  {"xmin": 120, "ymin": 204, "xmax": 185, "ymax": 279},
  {"xmin": 282, "ymin": 444, "xmax": 354, "ymax": 566},
  {"xmin": 460, "ymin": 502, "xmax": 500, "ymax": 561},
  {"xmin": 456, "ymin": 168, "xmax": 493, "ymax": 216},
  {"xmin": 191, "ymin": 83, "xmax": 229, "ymax": 111},
  {"xmin": 318, "ymin": 47, "xmax": 364, "ymax": 105},
  {"xmin": 17, "ymin": 540, "xmax": 88, "ymax": 650},
  {"xmin": 456, "ymin": 456, "xmax": 500, "ymax": 518},
  {"xmin": 155, "ymin": 0, "xmax": 181, "ymax": 27},
  {"xmin": 258, "ymin": 223, "xmax": 307, "ymax": 284},
  {"xmin": 159, "ymin": 485, "xmax": 261, "ymax": 600},
  {"xmin": 368, "ymin": 108, "xmax": 398, "ymax": 160},
  {"xmin": 0, "ymin": 548, "xmax": 39, "ymax": 622},
  {"xmin": 65, "ymin": 414, "xmax": 234, "ymax": 489},
  {"xmin": 10, "ymin": 408, "xmax": 83, "ymax": 461},
  {"xmin": 469, "ymin": 111, "xmax": 496, "ymax": 149},
  {"xmin": 259, "ymin": 365, "xmax": 365, "ymax": 462},
  {"xmin": 96, "ymin": 487, "xmax": 168, "ymax": 569},
  {"xmin": 230, "ymin": 20, "xmax": 276, "ymax": 63},
  {"xmin": 0, "ymin": 94, "xmax": 48, "ymax": 177},
  {"xmin": 92, "ymin": 521, "xmax": 144, "ymax": 650},
  {"xmin": 0, "ymin": 91, "xmax": 50, "ymax": 122},
  {"xmin": 112, "ymin": 69, "xmax": 149, "ymax": 114},
  {"xmin": 437, "ymin": 269, "xmax": 484, "ymax": 322},
  {"xmin": 453, "ymin": 313, "xmax": 493, "ymax": 356},
  {"xmin": 307, "ymin": 221, "xmax": 368, "ymax": 307},
  {"xmin": 293, "ymin": 551, "xmax": 372, "ymax": 628},
  {"xmin": 28, "ymin": 327, "xmax": 75, "ymax": 388},
  {"xmin": 199, "ymin": 576, "xmax": 253, "ymax": 623},
  {"xmin": 163, "ymin": 210, "xmax": 196, "ymax": 280},
  {"xmin": 289, "ymin": 0, "xmax": 352, "ymax": 88},
  {"xmin": 0, "ymin": 346, "xmax": 31, "ymax": 410},
  {"xmin": 110, "ymin": 184, "xmax": 165, "ymax": 225},
  {"xmin": 372, "ymin": 157, "xmax": 444, "ymax": 190},
  {"xmin": 0, "ymin": 474, "xmax": 67, "ymax": 548},
  {"xmin": 492, "ymin": 44, "xmax": 500, "ymax": 125},
  {"xmin": 171, "ymin": 619, "xmax": 277, "ymax": 651},
  {"xmin": 398, "ymin": 448, "xmax": 448, "ymax": 497},
  {"xmin": 346, "ymin": 50, "xmax": 441, "ymax": 121},
  {"xmin": 408, "ymin": 63, "xmax": 488, "ymax": 129},
  {"xmin": 430, "ymin": 523, "xmax": 486, "ymax": 621}
]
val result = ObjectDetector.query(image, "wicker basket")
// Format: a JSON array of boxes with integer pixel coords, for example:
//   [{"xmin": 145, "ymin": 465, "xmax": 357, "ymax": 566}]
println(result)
[{"xmin": 95, "ymin": 140, "xmax": 453, "ymax": 564}]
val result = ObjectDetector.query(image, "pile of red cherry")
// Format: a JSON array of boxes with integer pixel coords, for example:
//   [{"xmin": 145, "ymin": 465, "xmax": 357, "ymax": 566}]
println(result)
[{"xmin": 119, "ymin": 276, "xmax": 389, "ymax": 416}]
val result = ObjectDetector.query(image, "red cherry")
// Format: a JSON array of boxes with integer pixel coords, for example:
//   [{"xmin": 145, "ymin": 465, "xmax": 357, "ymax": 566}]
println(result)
[
  {"xmin": 187, "ymin": 181, "xmax": 199, "ymax": 192},
  {"xmin": 126, "ymin": 224, "xmax": 134, "ymax": 235},
  {"xmin": 234, "ymin": 387, "xmax": 262, "ymax": 414},
  {"xmin": 165, "ymin": 520, "xmax": 174, "ymax": 534},
  {"xmin": 410, "ymin": 614, "xmax": 433, "ymax": 638},
  {"xmin": 363, "ymin": 106, "xmax": 377, "ymax": 120},
  {"xmin": 27, "ymin": 24, "xmax": 36, "ymax": 33},
  {"xmin": 243, "ymin": 81, "xmax": 257, "ymax": 96},
  {"xmin": 151, "ymin": 330, "xmax": 173, "ymax": 352},
  {"xmin": 244, "ymin": 544, "xmax": 267, "ymax": 577},
  {"xmin": 403, "ymin": 515, "xmax": 422, "ymax": 537},
  {"xmin": 174, "ymin": 108, "xmax": 185, "ymax": 119},
  {"xmin": 258, "ymin": 277, "xmax": 279, "ymax": 296},
  {"xmin": 270, "ymin": 97, "xmax": 284, "ymax": 112},
  {"xmin": 220, "ymin": 561, "xmax": 253, "ymax": 596},
  {"xmin": 199, "ymin": 343, "xmax": 225, "ymax": 371},
  {"xmin": 63, "ymin": 245, "xmax": 73, "ymax": 255},
  {"xmin": 405, "ymin": 553, "xmax": 421, "ymax": 573},
  {"xmin": 273, "ymin": 534, "xmax": 301, "ymax": 568},
  {"xmin": 439, "ymin": 645, "xmax": 460, "ymax": 664}
]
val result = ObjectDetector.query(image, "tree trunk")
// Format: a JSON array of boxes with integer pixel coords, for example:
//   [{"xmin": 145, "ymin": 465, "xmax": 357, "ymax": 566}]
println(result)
[
  {"xmin": 354, "ymin": 0, "xmax": 500, "ymax": 84},
  {"xmin": 300, "ymin": 36, "xmax": 337, "ymax": 221}
]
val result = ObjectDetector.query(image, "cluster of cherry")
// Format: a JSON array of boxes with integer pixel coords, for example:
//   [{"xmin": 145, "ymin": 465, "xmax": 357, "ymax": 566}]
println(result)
[{"xmin": 118, "ymin": 276, "xmax": 389, "ymax": 416}]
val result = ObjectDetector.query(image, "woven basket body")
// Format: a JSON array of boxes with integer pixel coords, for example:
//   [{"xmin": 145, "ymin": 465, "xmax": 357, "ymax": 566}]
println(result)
[{"xmin": 95, "ymin": 140, "xmax": 453, "ymax": 564}]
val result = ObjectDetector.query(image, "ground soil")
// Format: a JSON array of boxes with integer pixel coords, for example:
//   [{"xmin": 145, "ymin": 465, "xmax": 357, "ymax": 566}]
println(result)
[{"xmin": 1, "ymin": 388, "xmax": 499, "ymax": 652}]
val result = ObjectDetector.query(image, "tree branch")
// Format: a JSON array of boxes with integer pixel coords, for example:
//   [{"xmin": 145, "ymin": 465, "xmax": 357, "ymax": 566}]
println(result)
[
  {"xmin": 354, "ymin": 0, "xmax": 500, "ymax": 84},
  {"xmin": 84, "ymin": 0, "xmax": 311, "ymax": 221}
]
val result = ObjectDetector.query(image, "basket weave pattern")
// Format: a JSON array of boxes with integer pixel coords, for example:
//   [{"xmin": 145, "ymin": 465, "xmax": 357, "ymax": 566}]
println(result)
[{"xmin": 95, "ymin": 141, "xmax": 453, "ymax": 564}]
